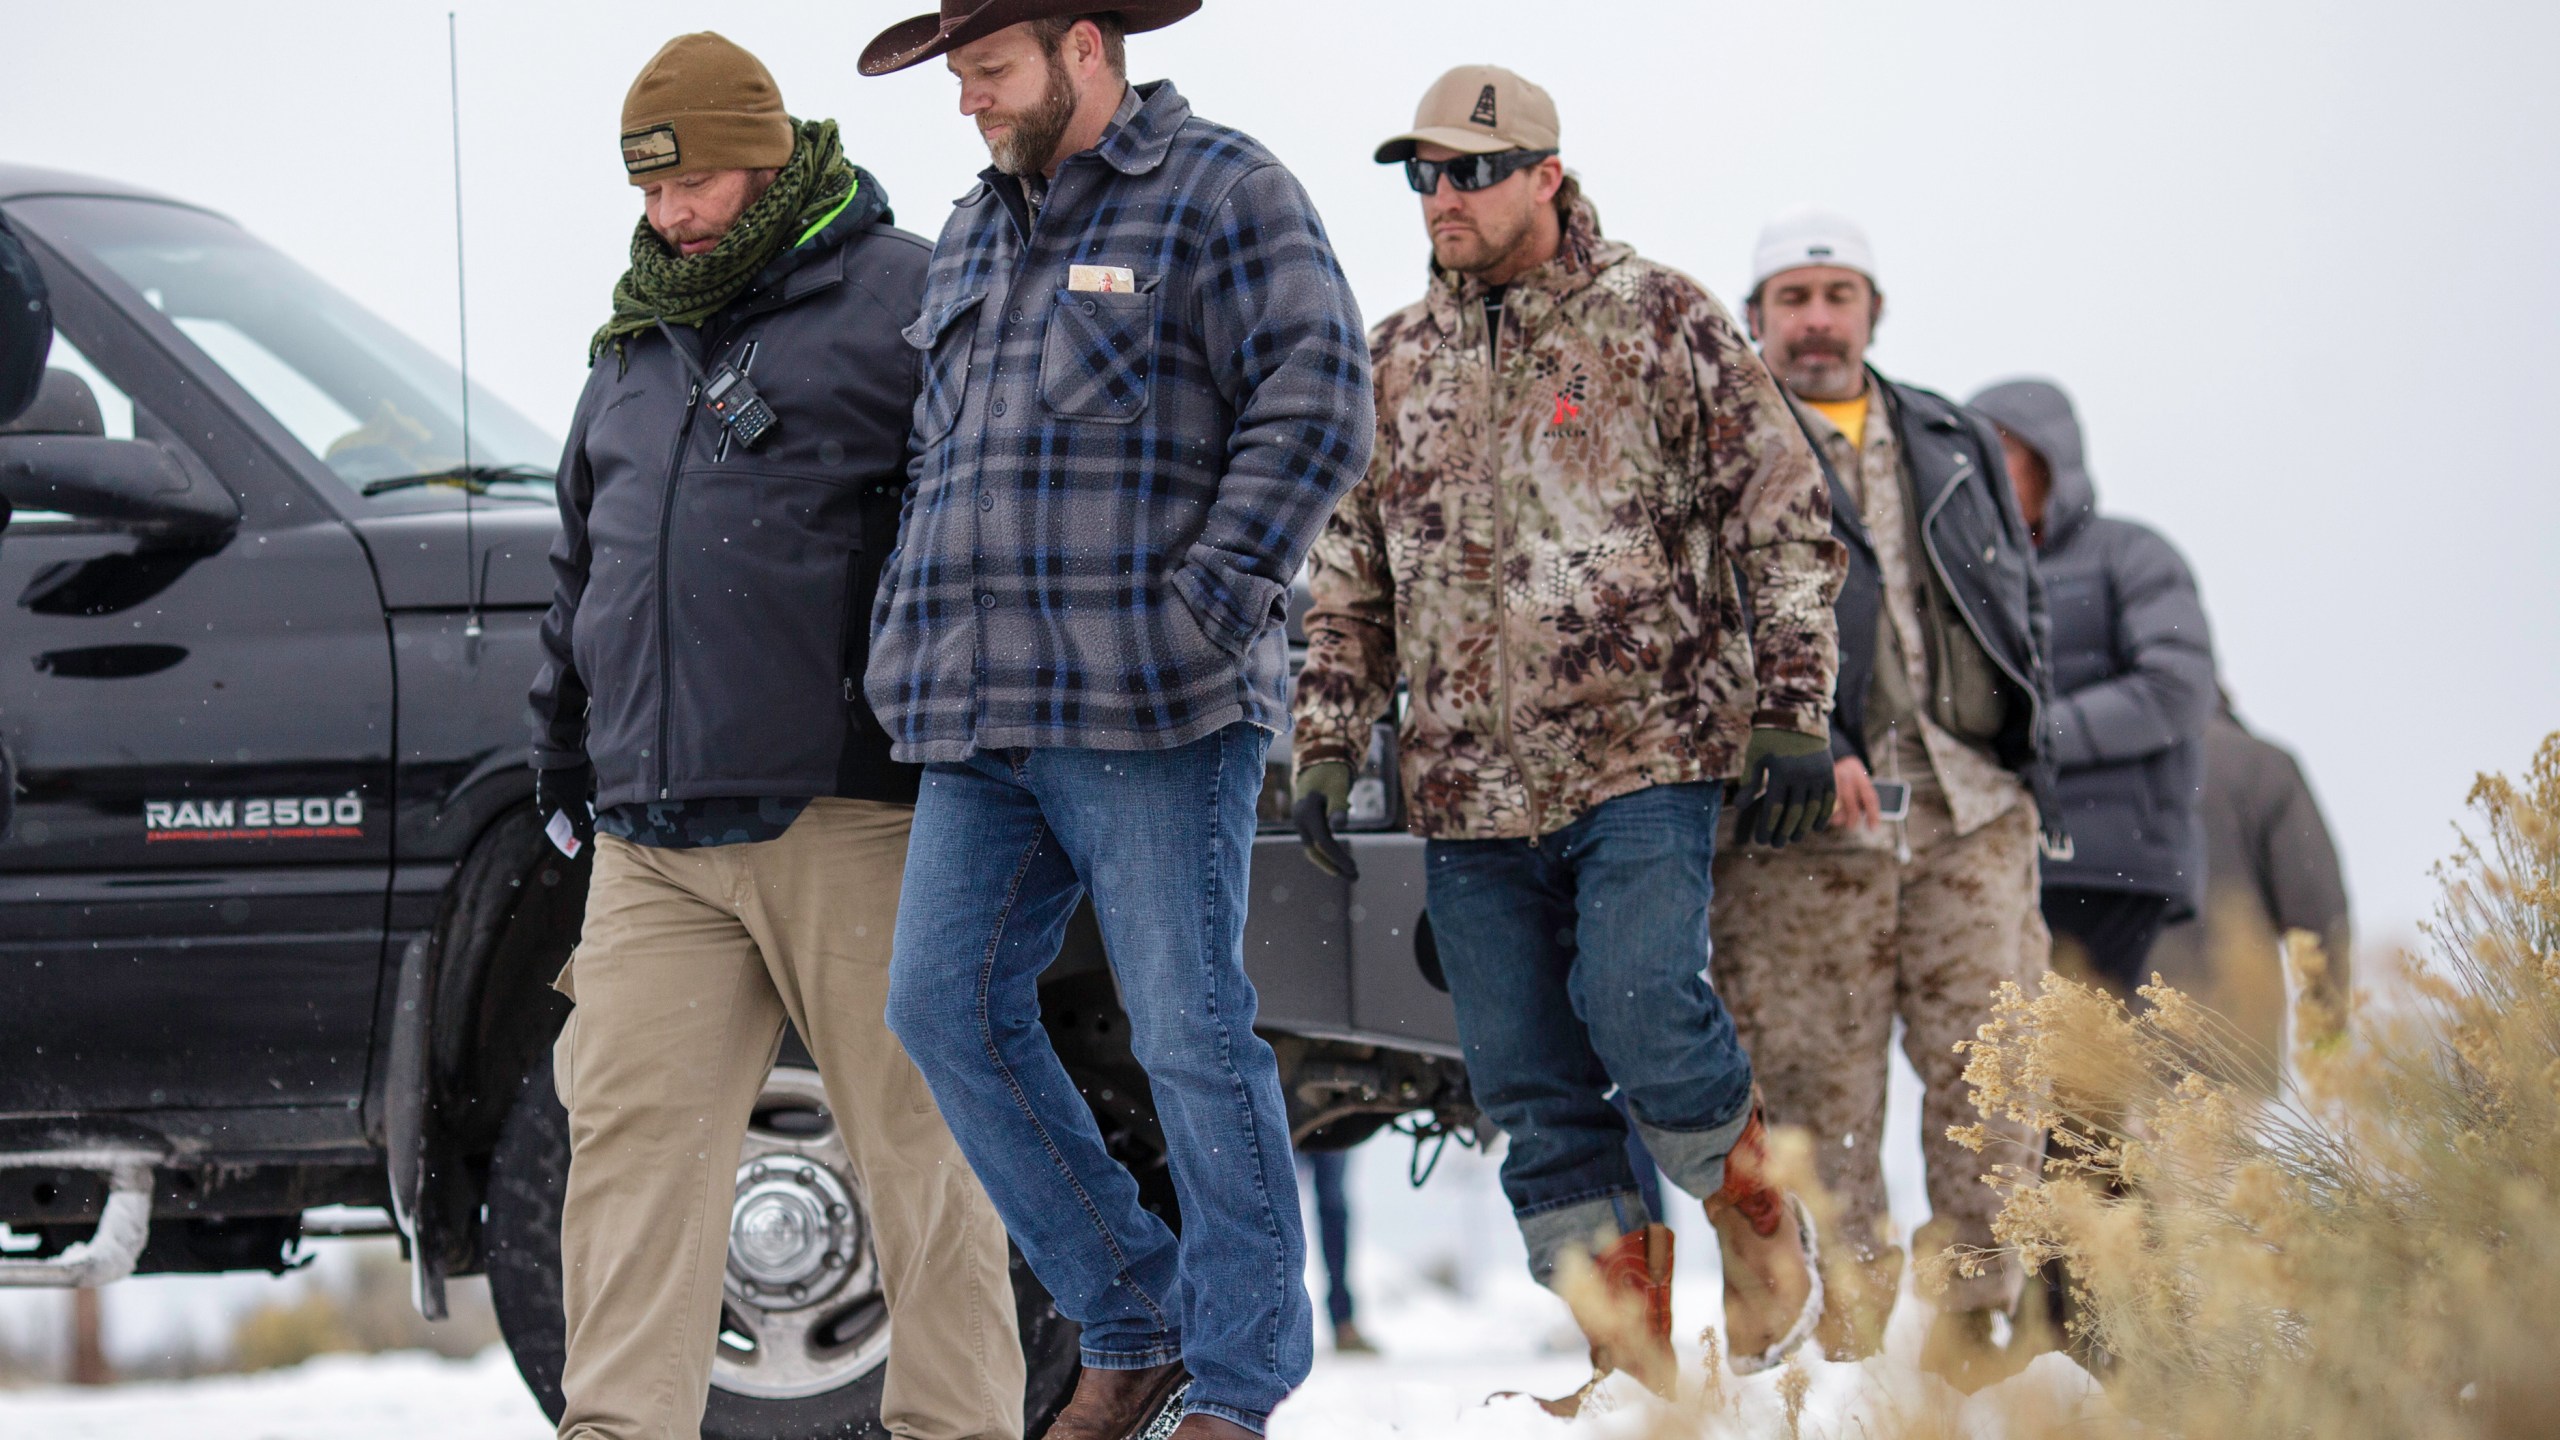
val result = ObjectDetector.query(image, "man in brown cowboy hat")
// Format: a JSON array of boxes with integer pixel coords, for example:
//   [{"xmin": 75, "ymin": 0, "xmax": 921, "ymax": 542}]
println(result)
[{"xmin": 862, "ymin": 5, "xmax": 1376, "ymax": 1440}]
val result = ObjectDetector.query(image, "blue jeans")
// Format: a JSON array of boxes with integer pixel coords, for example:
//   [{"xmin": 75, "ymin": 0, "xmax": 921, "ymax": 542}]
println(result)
[
  {"xmin": 1297, "ymin": 1149, "xmax": 1355, "ymax": 1329},
  {"xmin": 1425, "ymin": 782, "xmax": 1756, "ymax": 1285},
  {"xmin": 885, "ymin": 724, "xmax": 1310, "ymax": 1432}
]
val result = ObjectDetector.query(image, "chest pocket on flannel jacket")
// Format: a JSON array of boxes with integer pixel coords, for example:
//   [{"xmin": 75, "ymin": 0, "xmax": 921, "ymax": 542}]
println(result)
[
  {"xmin": 903, "ymin": 290, "xmax": 984, "ymax": 444},
  {"xmin": 1040, "ymin": 284, "xmax": 1158, "ymax": 424}
]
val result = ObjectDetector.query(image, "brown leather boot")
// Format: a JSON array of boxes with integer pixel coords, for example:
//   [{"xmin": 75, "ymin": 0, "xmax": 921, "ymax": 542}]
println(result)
[
  {"xmin": 1704, "ymin": 1106, "xmax": 1823, "ymax": 1375},
  {"xmin": 1534, "ymin": 1222, "xmax": 1678, "ymax": 1416},
  {"xmin": 1041, "ymin": 1359, "xmax": 1190, "ymax": 1440}
]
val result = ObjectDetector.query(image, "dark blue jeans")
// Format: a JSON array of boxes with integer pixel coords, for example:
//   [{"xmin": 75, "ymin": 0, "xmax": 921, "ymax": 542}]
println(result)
[
  {"xmin": 1297, "ymin": 1149, "xmax": 1355, "ymax": 1328},
  {"xmin": 884, "ymin": 724, "xmax": 1310, "ymax": 1432},
  {"xmin": 1425, "ymin": 782, "xmax": 1756, "ymax": 1285}
]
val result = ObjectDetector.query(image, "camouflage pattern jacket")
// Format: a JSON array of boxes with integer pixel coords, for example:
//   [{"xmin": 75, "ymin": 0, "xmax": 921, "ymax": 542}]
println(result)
[{"xmin": 1293, "ymin": 194, "xmax": 1843, "ymax": 839}]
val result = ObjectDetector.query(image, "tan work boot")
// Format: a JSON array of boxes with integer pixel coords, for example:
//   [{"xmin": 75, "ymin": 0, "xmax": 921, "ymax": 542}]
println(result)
[
  {"xmin": 1533, "ymin": 1222, "xmax": 1679, "ymax": 1416},
  {"xmin": 1814, "ymin": 1246, "xmax": 1904, "ymax": 1361},
  {"xmin": 1704, "ymin": 1106, "xmax": 1823, "ymax": 1375},
  {"xmin": 1045, "ymin": 1359, "xmax": 1189, "ymax": 1440},
  {"xmin": 1921, "ymin": 1305, "xmax": 2029, "ymax": 1394}
]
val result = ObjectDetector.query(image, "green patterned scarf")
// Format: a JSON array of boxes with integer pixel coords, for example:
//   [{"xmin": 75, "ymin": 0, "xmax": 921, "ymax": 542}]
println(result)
[{"xmin": 590, "ymin": 117, "xmax": 856, "ymax": 364}]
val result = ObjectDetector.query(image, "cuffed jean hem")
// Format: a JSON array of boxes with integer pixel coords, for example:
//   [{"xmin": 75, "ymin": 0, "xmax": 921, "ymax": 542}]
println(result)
[
  {"xmin": 1079, "ymin": 1340, "xmax": 1186, "ymax": 1370},
  {"xmin": 1518, "ymin": 1189, "xmax": 1655, "ymax": 1289},
  {"xmin": 1632, "ymin": 1097, "xmax": 1756, "ymax": 1202},
  {"xmin": 1185, "ymin": 1400, "xmax": 1270, "ymax": 1434}
]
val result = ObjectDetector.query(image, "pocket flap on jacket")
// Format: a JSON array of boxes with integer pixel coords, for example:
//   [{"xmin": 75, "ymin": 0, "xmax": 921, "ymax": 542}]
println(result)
[{"xmin": 903, "ymin": 290, "xmax": 986, "ymax": 351}]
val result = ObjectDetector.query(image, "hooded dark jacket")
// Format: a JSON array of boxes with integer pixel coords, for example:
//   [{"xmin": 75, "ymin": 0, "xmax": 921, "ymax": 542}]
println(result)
[
  {"xmin": 527, "ymin": 172, "xmax": 927, "ymax": 811},
  {"xmin": 2151, "ymin": 703, "xmax": 2353, "ymax": 1054},
  {"xmin": 1970, "ymin": 379, "xmax": 2212, "ymax": 913}
]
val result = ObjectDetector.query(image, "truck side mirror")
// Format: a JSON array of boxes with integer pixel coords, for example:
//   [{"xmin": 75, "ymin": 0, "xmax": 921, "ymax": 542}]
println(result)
[{"xmin": 0, "ymin": 434, "xmax": 238, "ymax": 537}]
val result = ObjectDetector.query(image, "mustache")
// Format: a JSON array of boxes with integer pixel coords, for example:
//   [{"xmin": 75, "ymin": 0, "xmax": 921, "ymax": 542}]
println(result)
[{"xmin": 1784, "ymin": 337, "xmax": 1850, "ymax": 361}]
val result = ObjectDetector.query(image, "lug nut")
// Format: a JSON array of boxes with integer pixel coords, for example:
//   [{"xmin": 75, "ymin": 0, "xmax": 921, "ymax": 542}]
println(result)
[
  {"xmin": 790, "ymin": 1283, "xmax": 808, "ymax": 1300},
  {"xmin": 750, "ymin": 1162, "xmax": 768, "ymax": 1181}
]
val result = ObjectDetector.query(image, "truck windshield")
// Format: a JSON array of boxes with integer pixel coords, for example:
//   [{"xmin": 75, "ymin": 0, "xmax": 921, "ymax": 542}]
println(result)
[{"xmin": 12, "ymin": 195, "xmax": 557, "ymax": 504}]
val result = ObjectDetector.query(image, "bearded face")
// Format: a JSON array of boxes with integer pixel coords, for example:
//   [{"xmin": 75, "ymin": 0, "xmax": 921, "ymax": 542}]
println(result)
[{"xmin": 978, "ymin": 43, "xmax": 1079, "ymax": 178}]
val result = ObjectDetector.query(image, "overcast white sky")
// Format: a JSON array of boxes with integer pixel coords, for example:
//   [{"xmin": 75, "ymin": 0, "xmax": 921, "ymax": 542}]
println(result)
[{"xmin": 8, "ymin": 0, "xmax": 2556, "ymax": 940}]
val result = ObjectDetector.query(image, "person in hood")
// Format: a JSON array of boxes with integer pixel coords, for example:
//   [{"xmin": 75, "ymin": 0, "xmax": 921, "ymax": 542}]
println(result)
[
  {"xmin": 1968, "ymin": 378, "xmax": 2216, "ymax": 998},
  {"xmin": 2149, "ymin": 687, "xmax": 2352, "ymax": 1072},
  {"xmin": 524, "ymin": 34, "xmax": 1023, "ymax": 1440},
  {"xmin": 1718, "ymin": 207, "xmax": 2062, "ymax": 1388},
  {"xmin": 1294, "ymin": 66, "xmax": 1839, "ymax": 1408}
]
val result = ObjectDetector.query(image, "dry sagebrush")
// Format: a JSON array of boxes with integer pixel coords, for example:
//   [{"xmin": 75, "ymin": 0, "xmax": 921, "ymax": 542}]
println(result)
[{"xmin": 1942, "ymin": 733, "xmax": 2560, "ymax": 1438}]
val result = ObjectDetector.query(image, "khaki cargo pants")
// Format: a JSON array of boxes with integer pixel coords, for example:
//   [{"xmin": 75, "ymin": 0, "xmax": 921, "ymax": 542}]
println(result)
[
  {"xmin": 1710, "ymin": 792, "xmax": 2048, "ymax": 1314},
  {"xmin": 552, "ymin": 799, "xmax": 1025, "ymax": 1440}
]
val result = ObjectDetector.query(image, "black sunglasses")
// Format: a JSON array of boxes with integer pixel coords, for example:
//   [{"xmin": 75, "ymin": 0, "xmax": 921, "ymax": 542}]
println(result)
[{"xmin": 1403, "ymin": 149, "xmax": 1556, "ymax": 196}]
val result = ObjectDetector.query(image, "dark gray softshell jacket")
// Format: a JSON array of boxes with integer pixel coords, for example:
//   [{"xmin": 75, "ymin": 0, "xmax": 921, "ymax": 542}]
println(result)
[
  {"xmin": 1971, "ymin": 379, "xmax": 2213, "ymax": 913},
  {"xmin": 528, "ymin": 177, "xmax": 929, "ymax": 811},
  {"xmin": 2152, "ymin": 708, "xmax": 2353, "ymax": 1003}
]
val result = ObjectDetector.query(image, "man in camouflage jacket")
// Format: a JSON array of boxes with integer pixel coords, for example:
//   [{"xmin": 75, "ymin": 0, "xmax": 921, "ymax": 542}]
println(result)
[{"xmin": 1291, "ymin": 67, "xmax": 1842, "ymax": 1400}]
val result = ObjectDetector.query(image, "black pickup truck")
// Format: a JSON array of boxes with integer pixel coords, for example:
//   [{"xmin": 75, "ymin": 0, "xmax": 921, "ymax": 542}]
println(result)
[{"xmin": 0, "ymin": 164, "xmax": 1473, "ymax": 1437}]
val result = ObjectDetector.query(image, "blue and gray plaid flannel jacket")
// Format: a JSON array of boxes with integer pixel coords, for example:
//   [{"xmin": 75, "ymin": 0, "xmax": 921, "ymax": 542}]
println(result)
[{"xmin": 866, "ymin": 82, "xmax": 1374, "ymax": 761}]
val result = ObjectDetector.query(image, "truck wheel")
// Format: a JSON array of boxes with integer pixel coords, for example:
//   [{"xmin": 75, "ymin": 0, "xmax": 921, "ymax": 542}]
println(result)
[{"xmin": 485, "ymin": 1052, "xmax": 1081, "ymax": 1440}]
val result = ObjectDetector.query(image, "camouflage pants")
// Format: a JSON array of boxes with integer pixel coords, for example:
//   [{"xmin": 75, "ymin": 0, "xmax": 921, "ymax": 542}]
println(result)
[{"xmin": 1710, "ymin": 794, "xmax": 2048, "ymax": 1313}]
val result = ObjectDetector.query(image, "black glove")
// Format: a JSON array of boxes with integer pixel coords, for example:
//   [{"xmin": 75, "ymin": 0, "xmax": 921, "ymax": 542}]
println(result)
[
  {"xmin": 1290, "ymin": 761, "xmax": 1360, "ymax": 882},
  {"xmin": 534, "ymin": 762, "xmax": 595, "ymax": 849},
  {"xmin": 1735, "ymin": 728, "xmax": 1835, "ymax": 849}
]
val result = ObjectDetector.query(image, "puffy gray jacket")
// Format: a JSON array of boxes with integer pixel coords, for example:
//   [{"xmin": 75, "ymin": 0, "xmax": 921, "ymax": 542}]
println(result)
[
  {"xmin": 528, "ymin": 173, "xmax": 929, "ymax": 811},
  {"xmin": 1970, "ymin": 379, "xmax": 2213, "ymax": 913}
]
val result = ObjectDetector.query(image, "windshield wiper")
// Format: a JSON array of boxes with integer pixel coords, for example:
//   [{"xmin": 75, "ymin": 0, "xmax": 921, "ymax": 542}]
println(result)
[{"xmin": 360, "ymin": 464, "xmax": 554, "ymax": 497}]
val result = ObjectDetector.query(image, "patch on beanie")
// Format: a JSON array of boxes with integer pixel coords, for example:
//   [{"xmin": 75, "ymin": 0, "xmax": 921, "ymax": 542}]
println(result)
[{"xmin": 622, "ymin": 125, "xmax": 682, "ymax": 176}]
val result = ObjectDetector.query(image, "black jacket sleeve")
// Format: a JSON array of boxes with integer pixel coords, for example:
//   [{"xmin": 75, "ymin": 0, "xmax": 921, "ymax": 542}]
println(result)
[
  {"xmin": 0, "ymin": 215, "xmax": 53, "ymax": 428},
  {"xmin": 526, "ymin": 388, "xmax": 599, "ymax": 771}
]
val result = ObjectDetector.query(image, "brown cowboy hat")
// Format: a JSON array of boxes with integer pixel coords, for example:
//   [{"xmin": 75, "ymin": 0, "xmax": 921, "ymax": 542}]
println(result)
[{"xmin": 859, "ymin": 0, "xmax": 1202, "ymax": 77}]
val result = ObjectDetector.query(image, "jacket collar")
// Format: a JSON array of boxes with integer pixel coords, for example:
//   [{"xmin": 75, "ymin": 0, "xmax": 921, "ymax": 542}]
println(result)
[
  {"xmin": 1091, "ymin": 80, "xmax": 1182, "ymax": 175},
  {"xmin": 1423, "ymin": 190, "xmax": 1630, "ymax": 338},
  {"xmin": 975, "ymin": 81, "xmax": 1180, "ymax": 232}
]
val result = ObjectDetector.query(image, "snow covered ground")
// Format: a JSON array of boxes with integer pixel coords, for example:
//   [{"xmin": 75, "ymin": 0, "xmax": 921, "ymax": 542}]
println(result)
[{"xmin": 0, "ymin": 1042, "xmax": 2110, "ymax": 1437}]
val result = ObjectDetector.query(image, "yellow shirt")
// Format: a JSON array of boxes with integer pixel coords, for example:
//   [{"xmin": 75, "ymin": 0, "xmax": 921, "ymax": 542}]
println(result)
[{"xmin": 1805, "ymin": 391, "xmax": 1869, "ymax": 451}]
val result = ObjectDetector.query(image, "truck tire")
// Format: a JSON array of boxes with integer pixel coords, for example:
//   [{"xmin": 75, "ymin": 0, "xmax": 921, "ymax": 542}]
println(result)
[{"xmin": 485, "ymin": 1051, "xmax": 1081, "ymax": 1439}]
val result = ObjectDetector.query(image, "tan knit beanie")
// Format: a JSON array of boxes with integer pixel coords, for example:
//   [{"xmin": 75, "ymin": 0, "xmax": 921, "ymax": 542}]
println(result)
[{"xmin": 619, "ymin": 32, "xmax": 794, "ymax": 185}]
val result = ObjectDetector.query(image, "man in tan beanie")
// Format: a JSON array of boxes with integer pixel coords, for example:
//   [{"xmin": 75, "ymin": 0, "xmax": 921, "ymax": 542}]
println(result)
[{"xmin": 528, "ymin": 31, "xmax": 1026, "ymax": 1440}]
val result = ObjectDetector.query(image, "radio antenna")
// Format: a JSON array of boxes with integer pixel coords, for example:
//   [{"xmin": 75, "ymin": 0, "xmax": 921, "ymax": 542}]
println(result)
[{"xmin": 448, "ymin": 10, "xmax": 482, "ymax": 640}]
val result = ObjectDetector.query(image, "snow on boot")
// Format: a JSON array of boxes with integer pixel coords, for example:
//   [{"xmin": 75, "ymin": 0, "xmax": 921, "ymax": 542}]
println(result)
[
  {"xmin": 1705, "ymin": 1107, "xmax": 1823, "ymax": 1375},
  {"xmin": 1527, "ymin": 1222, "xmax": 1679, "ymax": 1416}
]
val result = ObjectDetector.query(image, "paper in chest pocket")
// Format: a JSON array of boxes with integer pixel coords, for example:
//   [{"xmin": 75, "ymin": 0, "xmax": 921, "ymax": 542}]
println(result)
[{"xmin": 1067, "ymin": 264, "xmax": 1137, "ymax": 293}]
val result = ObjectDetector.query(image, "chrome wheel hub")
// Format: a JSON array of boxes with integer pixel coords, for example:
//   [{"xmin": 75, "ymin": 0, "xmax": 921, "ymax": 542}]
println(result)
[{"xmin": 710, "ymin": 1065, "xmax": 894, "ymax": 1401}]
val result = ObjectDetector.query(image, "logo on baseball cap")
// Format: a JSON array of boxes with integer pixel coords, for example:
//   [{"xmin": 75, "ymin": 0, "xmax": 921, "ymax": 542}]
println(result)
[{"xmin": 1376, "ymin": 65, "xmax": 1560, "ymax": 164}]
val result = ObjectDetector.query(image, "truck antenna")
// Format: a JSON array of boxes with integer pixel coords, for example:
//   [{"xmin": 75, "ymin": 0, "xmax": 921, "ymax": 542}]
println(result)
[{"xmin": 448, "ymin": 10, "xmax": 481, "ymax": 640}]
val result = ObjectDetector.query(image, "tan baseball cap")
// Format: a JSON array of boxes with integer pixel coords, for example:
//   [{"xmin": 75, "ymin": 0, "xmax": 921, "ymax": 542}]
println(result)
[{"xmin": 1374, "ymin": 65, "xmax": 1560, "ymax": 164}]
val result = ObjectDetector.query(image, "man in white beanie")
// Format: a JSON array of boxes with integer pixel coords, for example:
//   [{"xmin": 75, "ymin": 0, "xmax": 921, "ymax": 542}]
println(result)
[{"xmin": 1710, "ymin": 206, "xmax": 2063, "ymax": 1388}]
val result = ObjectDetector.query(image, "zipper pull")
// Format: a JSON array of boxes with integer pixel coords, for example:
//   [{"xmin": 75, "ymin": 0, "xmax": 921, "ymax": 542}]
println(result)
[{"xmin": 842, "ymin": 677, "xmax": 855, "ymax": 702}]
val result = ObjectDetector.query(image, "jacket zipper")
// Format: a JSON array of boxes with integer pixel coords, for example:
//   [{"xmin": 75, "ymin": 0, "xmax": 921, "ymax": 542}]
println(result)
[
  {"xmin": 654, "ymin": 330, "xmax": 706, "ymax": 800},
  {"xmin": 1478, "ymin": 292, "xmax": 1540, "ymax": 833}
]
